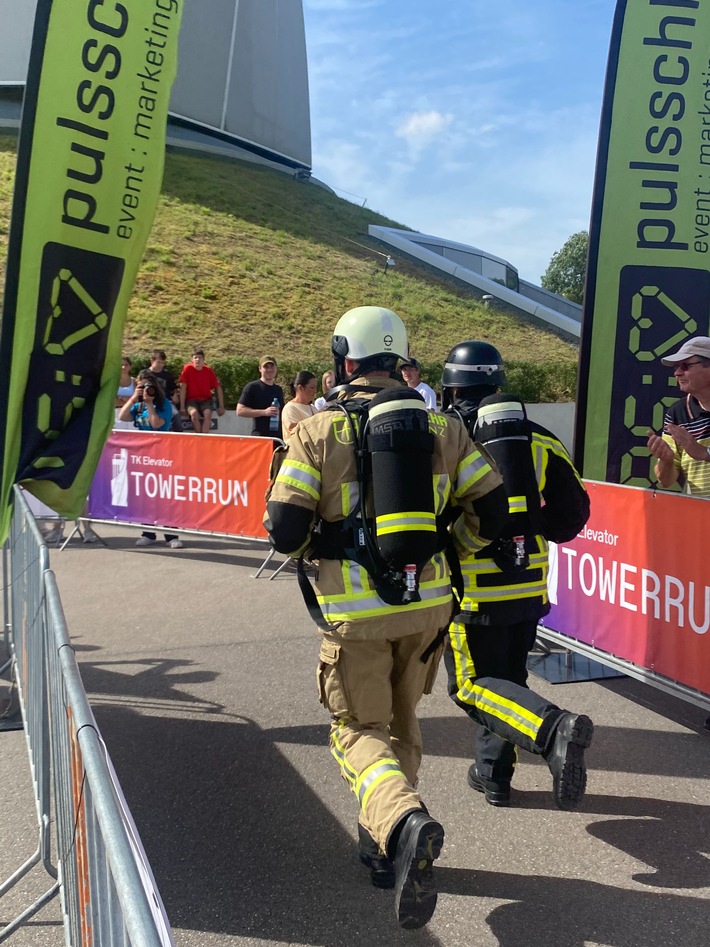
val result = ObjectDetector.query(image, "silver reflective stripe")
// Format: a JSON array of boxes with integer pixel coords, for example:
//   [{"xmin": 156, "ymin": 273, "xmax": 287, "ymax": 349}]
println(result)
[
  {"xmin": 277, "ymin": 461, "xmax": 321, "ymax": 496},
  {"xmin": 369, "ymin": 398, "xmax": 428, "ymax": 421},
  {"xmin": 469, "ymin": 581, "xmax": 549, "ymax": 601},
  {"xmin": 376, "ymin": 512, "xmax": 436, "ymax": 533},
  {"xmin": 319, "ymin": 576, "xmax": 452, "ymax": 619},
  {"xmin": 356, "ymin": 760, "xmax": 404, "ymax": 806},
  {"xmin": 508, "ymin": 497, "xmax": 528, "ymax": 514},
  {"xmin": 462, "ymin": 552, "xmax": 547, "ymax": 575},
  {"xmin": 433, "ymin": 474, "xmax": 450, "ymax": 514},
  {"xmin": 453, "ymin": 517, "xmax": 487, "ymax": 552},
  {"xmin": 477, "ymin": 402, "xmax": 525, "ymax": 423},
  {"xmin": 341, "ymin": 481, "xmax": 360, "ymax": 516},
  {"xmin": 459, "ymin": 682, "xmax": 542, "ymax": 738},
  {"xmin": 455, "ymin": 452, "xmax": 491, "ymax": 494},
  {"xmin": 444, "ymin": 361, "xmax": 501, "ymax": 374}
]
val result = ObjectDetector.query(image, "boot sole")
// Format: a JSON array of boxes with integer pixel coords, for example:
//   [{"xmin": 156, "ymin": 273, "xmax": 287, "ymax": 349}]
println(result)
[
  {"xmin": 395, "ymin": 820, "xmax": 445, "ymax": 930},
  {"xmin": 467, "ymin": 771, "xmax": 511, "ymax": 807},
  {"xmin": 552, "ymin": 714, "xmax": 594, "ymax": 811}
]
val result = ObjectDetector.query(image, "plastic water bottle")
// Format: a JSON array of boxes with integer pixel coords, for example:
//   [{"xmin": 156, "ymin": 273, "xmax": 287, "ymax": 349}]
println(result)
[{"xmin": 269, "ymin": 397, "xmax": 280, "ymax": 432}]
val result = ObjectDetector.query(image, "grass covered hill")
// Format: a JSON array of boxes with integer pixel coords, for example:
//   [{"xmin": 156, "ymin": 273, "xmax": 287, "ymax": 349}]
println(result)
[{"xmin": 0, "ymin": 135, "xmax": 578, "ymax": 402}]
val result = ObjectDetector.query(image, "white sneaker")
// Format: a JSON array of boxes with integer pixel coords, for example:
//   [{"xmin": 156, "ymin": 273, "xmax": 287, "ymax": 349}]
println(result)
[
  {"xmin": 167, "ymin": 538, "xmax": 183, "ymax": 549},
  {"xmin": 135, "ymin": 535, "xmax": 155, "ymax": 547},
  {"xmin": 82, "ymin": 525, "xmax": 99, "ymax": 544}
]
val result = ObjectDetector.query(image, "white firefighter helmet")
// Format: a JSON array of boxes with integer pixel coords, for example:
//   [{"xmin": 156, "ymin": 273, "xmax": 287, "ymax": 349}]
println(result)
[{"xmin": 332, "ymin": 306, "xmax": 409, "ymax": 363}]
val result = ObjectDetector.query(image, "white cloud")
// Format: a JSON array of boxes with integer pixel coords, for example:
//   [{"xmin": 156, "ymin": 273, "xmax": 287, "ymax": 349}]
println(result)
[{"xmin": 395, "ymin": 110, "xmax": 453, "ymax": 145}]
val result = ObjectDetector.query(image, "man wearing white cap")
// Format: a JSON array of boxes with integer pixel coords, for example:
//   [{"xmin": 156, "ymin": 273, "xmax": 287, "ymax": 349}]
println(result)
[{"xmin": 647, "ymin": 336, "xmax": 710, "ymax": 496}]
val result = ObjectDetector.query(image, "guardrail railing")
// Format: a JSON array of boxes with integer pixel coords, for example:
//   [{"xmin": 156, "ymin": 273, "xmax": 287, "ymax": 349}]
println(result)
[{"xmin": 1, "ymin": 486, "xmax": 173, "ymax": 946}]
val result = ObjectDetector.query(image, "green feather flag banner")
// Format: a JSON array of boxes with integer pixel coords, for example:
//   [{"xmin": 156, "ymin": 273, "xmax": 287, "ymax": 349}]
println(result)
[
  {"xmin": 0, "ymin": 0, "xmax": 183, "ymax": 540},
  {"xmin": 576, "ymin": 0, "xmax": 710, "ymax": 485}
]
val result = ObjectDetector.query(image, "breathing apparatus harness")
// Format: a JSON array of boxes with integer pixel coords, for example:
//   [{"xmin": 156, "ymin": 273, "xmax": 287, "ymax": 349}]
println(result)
[
  {"xmin": 296, "ymin": 383, "xmax": 463, "ymax": 636},
  {"xmin": 456, "ymin": 392, "xmax": 543, "ymax": 574}
]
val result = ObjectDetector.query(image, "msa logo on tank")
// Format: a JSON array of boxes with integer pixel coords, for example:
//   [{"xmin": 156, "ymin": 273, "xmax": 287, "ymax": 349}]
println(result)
[
  {"xmin": 18, "ymin": 241, "xmax": 125, "ymax": 487},
  {"xmin": 609, "ymin": 265, "xmax": 710, "ymax": 487}
]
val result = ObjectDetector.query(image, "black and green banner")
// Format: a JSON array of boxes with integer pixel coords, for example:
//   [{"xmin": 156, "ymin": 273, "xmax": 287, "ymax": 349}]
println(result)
[
  {"xmin": 0, "ymin": 0, "xmax": 183, "ymax": 538},
  {"xmin": 576, "ymin": 0, "xmax": 710, "ymax": 485}
]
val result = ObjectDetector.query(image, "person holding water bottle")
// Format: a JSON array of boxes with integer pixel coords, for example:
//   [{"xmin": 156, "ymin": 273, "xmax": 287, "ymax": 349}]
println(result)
[{"xmin": 237, "ymin": 355, "xmax": 285, "ymax": 441}]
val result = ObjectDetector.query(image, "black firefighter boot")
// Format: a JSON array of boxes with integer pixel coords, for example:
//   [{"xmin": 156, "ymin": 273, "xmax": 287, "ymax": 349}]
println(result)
[
  {"xmin": 357, "ymin": 824, "xmax": 395, "ymax": 889},
  {"xmin": 389, "ymin": 809, "xmax": 445, "ymax": 930},
  {"xmin": 542, "ymin": 712, "xmax": 594, "ymax": 810}
]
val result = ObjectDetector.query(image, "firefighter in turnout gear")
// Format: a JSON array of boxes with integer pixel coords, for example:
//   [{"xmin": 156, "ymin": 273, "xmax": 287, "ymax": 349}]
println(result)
[
  {"xmin": 441, "ymin": 339, "xmax": 592, "ymax": 808},
  {"xmin": 266, "ymin": 309, "xmax": 597, "ymax": 930}
]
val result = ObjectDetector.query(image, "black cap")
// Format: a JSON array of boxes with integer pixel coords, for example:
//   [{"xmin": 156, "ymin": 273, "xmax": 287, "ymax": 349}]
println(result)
[{"xmin": 400, "ymin": 357, "xmax": 421, "ymax": 370}]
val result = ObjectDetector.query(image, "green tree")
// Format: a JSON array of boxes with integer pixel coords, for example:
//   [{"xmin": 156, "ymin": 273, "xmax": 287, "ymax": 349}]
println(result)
[{"xmin": 540, "ymin": 230, "xmax": 589, "ymax": 304}]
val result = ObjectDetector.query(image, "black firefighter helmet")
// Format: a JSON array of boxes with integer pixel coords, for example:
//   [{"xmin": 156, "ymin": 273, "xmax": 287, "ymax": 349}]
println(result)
[{"xmin": 440, "ymin": 340, "xmax": 506, "ymax": 411}]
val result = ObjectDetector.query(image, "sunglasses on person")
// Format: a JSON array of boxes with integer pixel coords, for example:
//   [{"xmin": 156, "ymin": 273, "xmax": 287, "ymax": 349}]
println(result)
[{"xmin": 674, "ymin": 359, "xmax": 704, "ymax": 371}]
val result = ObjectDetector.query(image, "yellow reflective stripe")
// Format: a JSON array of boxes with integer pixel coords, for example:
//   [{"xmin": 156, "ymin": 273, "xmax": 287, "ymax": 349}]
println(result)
[
  {"xmin": 376, "ymin": 511, "xmax": 437, "ymax": 534},
  {"xmin": 341, "ymin": 481, "xmax": 359, "ymax": 517},
  {"xmin": 356, "ymin": 758, "xmax": 406, "ymax": 809},
  {"xmin": 532, "ymin": 440, "xmax": 547, "ymax": 491},
  {"xmin": 508, "ymin": 495, "xmax": 527, "ymax": 514},
  {"xmin": 341, "ymin": 559, "xmax": 369, "ymax": 596},
  {"xmin": 460, "ymin": 682, "xmax": 543, "ymax": 740},
  {"xmin": 331, "ymin": 725, "xmax": 358, "ymax": 786},
  {"xmin": 462, "ymin": 580, "xmax": 549, "ymax": 603},
  {"xmin": 453, "ymin": 516, "xmax": 489, "ymax": 554},
  {"xmin": 433, "ymin": 473, "xmax": 450, "ymax": 515},
  {"xmin": 462, "ymin": 551, "xmax": 548, "ymax": 575},
  {"xmin": 455, "ymin": 450, "xmax": 492, "ymax": 496},
  {"xmin": 276, "ymin": 460, "xmax": 321, "ymax": 500},
  {"xmin": 448, "ymin": 621, "xmax": 476, "ymax": 685},
  {"xmin": 431, "ymin": 550, "xmax": 446, "ymax": 581},
  {"xmin": 318, "ymin": 577, "xmax": 452, "ymax": 622},
  {"xmin": 477, "ymin": 401, "xmax": 525, "ymax": 422}
]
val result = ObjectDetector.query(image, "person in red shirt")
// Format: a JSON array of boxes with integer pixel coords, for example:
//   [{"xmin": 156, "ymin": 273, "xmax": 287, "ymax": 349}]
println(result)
[{"xmin": 178, "ymin": 348, "xmax": 225, "ymax": 433}]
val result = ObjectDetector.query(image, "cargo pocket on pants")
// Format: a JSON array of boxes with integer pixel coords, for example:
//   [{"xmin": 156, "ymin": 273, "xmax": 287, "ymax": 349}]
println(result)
[
  {"xmin": 422, "ymin": 639, "xmax": 446, "ymax": 695},
  {"xmin": 316, "ymin": 637, "xmax": 347, "ymax": 714}
]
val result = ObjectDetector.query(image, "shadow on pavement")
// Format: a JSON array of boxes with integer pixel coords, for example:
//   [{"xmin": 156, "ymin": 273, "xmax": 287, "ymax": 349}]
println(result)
[
  {"xmin": 438, "ymin": 868, "xmax": 707, "ymax": 947},
  {"xmin": 91, "ymin": 703, "xmax": 444, "ymax": 946}
]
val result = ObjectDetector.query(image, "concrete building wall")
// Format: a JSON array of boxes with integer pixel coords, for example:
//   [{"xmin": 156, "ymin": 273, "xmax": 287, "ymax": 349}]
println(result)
[
  {"xmin": 0, "ymin": 0, "xmax": 311, "ymax": 168},
  {"xmin": 0, "ymin": 1, "xmax": 34, "ymax": 82}
]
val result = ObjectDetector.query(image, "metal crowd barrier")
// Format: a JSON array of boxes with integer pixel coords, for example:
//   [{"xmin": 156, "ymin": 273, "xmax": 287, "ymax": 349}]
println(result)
[{"xmin": 1, "ymin": 486, "xmax": 173, "ymax": 946}]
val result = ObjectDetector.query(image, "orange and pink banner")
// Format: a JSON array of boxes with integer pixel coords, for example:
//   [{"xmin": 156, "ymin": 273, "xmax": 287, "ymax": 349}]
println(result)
[
  {"xmin": 88, "ymin": 432, "xmax": 273, "ymax": 540},
  {"xmin": 545, "ymin": 480, "xmax": 710, "ymax": 696}
]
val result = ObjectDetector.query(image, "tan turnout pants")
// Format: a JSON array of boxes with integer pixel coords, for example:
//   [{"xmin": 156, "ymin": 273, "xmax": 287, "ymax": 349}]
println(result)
[{"xmin": 317, "ymin": 626, "xmax": 444, "ymax": 854}]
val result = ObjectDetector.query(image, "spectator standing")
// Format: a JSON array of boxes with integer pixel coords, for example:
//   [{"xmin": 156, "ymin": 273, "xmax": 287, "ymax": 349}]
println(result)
[
  {"xmin": 119, "ymin": 370, "xmax": 183, "ymax": 549},
  {"xmin": 314, "ymin": 369, "xmax": 335, "ymax": 411},
  {"xmin": 149, "ymin": 348, "xmax": 180, "ymax": 430},
  {"xmin": 149, "ymin": 349, "xmax": 177, "ymax": 400},
  {"xmin": 179, "ymin": 348, "xmax": 225, "ymax": 433},
  {"xmin": 400, "ymin": 357, "xmax": 437, "ymax": 410},
  {"xmin": 114, "ymin": 356, "xmax": 136, "ymax": 429},
  {"xmin": 116, "ymin": 356, "xmax": 135, "ymax": 407},
  {"xmin": 237, "ymin": 355, "xmax": 285, "ymax": 438},
  {"xmin": 646, "ymin": 336, "xmax": 710, "ymax": 496},
  {"xmin": 281, "ymin": 371, "xmax": 317, "ymax": 442}
]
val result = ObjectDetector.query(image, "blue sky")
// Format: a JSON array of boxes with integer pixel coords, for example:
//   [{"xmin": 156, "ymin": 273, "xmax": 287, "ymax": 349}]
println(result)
[{"xmin": 302, "ymin": 0, "xmax": 616, "ymax": 284}]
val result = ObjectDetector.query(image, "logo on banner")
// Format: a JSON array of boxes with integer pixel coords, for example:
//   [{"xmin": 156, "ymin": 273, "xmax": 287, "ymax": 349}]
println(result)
[{"xmin": 111, "ymin": 449, "xmax": 129, "ymax": 507}]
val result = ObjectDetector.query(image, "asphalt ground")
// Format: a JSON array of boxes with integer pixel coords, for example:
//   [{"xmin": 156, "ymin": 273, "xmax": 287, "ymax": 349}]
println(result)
[{"xmin": 2, "ymin": 522, "xmax": 710, "ymax": 947}]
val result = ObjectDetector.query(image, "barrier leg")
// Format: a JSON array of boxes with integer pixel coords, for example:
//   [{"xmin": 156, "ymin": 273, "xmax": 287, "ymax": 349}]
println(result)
[
  {"xmin": 269, "ymin": 556, "xmax": 294, "ymax": 580},
  {"xmin": 252, "ymin": 547, "xmax": 278, "ymax": 578},
  {"xmin": 59, "ymin": 519, "xmax": 107, "ymax": 550}
]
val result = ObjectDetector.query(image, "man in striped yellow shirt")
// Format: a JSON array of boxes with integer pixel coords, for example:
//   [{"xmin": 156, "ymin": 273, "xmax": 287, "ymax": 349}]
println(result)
[{"xmin": 647, "ymin": 337, "xmax": 710, "ymax": 497}]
